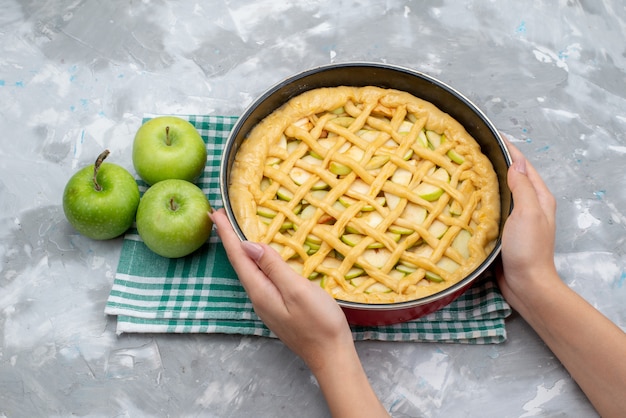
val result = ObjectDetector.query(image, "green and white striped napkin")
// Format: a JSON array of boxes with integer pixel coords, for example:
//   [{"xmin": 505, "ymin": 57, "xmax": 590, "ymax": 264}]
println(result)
[{"xmin": 104, "ymin": 115, "xmax": 511, "ymax": 344}]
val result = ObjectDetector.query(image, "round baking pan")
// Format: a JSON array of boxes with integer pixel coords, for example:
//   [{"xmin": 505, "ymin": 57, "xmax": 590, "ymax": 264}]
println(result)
[{"xmin": 220, "ymin": 62, "xmax": 512, "ymax": 326}]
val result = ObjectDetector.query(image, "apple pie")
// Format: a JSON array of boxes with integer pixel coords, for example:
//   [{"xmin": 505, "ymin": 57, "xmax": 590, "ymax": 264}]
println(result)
[{"xmin": 229, "ymin": 86, "xmax": 500, "ymax": 303}]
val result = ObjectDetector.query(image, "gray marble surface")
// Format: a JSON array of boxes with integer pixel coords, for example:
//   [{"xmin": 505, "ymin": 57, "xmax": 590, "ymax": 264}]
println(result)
[{"xmin": 1, "ymin": 1, "xmax": 624, "ymax": 416}]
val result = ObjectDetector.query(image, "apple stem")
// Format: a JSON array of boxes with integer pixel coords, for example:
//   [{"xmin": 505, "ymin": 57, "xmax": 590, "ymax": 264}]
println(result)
[
  {"xmin": 93, "ymin": 149, "xmax": 110, "ymax": 192},
  {"xmin": 169, "ymin": 197, "xmax": 179, "ymax": 211},
  {"xmin": 165, "ymin": 126, "xmax": 171, "ymax": 146}
]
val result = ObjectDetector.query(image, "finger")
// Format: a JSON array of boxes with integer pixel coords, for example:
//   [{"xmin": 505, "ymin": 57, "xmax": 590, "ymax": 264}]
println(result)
[
  {"xmin": 241, "ymin": 241, "xmax": 312, "ymax": 298},
  {"xmin": 504, "ymin": 138, "xmax": 557, "ymax": 221},
  {"xmin": 504, "ymin": 139, "xmax": 549, "ymax": 194},
  {"xmin": 210, "ymin": 209, "xmax": 255, "ymax": 274},
  {"xmin": 504, "ymin": 140, "xmax": 541, "ymax": 208},
  {"xmin": 211, "ymin": 209, "xmax": 282, "ymax": 302},
  {"xmin": 507, "ymin": 162, "xmax": 543, "ymax": 214},
  {"xmin": 523, "ymin": 161, "xmax": 556, "ymax": 220}
]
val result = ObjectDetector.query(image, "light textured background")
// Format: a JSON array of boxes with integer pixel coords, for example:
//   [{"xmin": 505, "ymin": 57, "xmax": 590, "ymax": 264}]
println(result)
[{"xmin": 1, "ymin": 1, "xmax": 624, "ymax": 416}]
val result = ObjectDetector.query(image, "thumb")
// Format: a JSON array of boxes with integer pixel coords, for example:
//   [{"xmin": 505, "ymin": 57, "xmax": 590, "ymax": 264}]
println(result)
[
  {"xmin": 507, "ymin": 153, "xmax": 556, "ymax": 226},
  {"xmin": 241, "ymin": 241, "xmax": 305, "ymax": 291},
  {"xmin": 507, "ymin": 155, "xmax": 541, "ymax": 210}
]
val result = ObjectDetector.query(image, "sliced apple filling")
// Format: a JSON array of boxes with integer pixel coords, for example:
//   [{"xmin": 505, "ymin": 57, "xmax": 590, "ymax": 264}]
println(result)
[{"xmin": 229, "ymin": 86, "xmax": 500, "ymax": 303}]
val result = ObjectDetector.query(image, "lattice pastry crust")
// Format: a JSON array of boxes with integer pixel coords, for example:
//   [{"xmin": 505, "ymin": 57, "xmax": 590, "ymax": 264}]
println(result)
[{"xmin": 229, "ymin": 86, "xmax": 500, "ymax": 303}]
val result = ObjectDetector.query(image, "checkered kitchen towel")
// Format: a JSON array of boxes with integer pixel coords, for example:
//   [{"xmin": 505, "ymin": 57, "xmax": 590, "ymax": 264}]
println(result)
[{"xmin": 104, "ymin": 115, "xmax": 511, "ymax": 344}]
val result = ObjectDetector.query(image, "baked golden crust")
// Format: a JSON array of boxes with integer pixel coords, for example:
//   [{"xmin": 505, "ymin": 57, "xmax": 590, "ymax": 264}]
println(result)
[{"xmin": 229, "ymin": 86, "xmax": 500, "ymax": 303}]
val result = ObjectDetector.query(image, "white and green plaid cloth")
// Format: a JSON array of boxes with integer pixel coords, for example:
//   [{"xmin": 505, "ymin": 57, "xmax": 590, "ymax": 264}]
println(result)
[{"xmin": 104, "ymin": 115, "xmax": 511, "ymax": 344}]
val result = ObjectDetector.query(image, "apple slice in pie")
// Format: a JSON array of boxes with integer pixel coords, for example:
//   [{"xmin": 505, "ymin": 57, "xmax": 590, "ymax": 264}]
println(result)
[{"xmin": 229, "ymin": 86, "xmax": 500, "ymax": 303}]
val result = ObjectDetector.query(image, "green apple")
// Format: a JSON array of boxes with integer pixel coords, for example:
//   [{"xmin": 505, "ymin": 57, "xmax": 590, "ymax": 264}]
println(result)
[
  {"xmin": 361, "ymin": 248, "xmax": 391, "ymax": 268},
  {"xmin": 260, "ymin": 177, "xmax": 271, "ymax": 192},
  {"xmin": 136, "ymin": 179, "xmax": 213, "ymax": 258},
  {"xmin": 447, "ymin": 149, "xmax": 465, "ymax": 164},
  {"xmin": 398, "ymin": 121, "xmax": 413, "ymax": 133},
  {"xmin": 266, "ymin": 156, "xmax": 282, "ymax": 166},
  {"xmin": 305, "ymin": 233, "xmax": 323, "ymax": 246},
  {"xmin": 341, "ymin": 233, "xmax": 367, "ymax": 247},
  {"xmin": 344, "ymin": 146, "xmax": 365, "ymax": 161},
  {"xmin": 412, "ymin": 244, "xmax": 433, "ymax": 259},
  {"xmin": 287, "ymin": 140, "xmax": 301, "ymax": 154},
  {"xmin": 365, "ymin": 283, "xmax": 392, "ymax": 294},
  {"xmin": 389, "ymin": 224, "xmax": 414, "ymax": 235},
  {"xmin": 428, "ymin": 219, "xmax": 449, "ymax": 239},
  {"xmin": 345, "ymin": 267, "xmax": 365, "ymax": 280},
  {"xmin": 425, "ymin": 271, "xmax": 444, "ymax": 283},
  {"xmin": 276, "ymin": 186, "xmax": 294, "ymax": 201},
  {"xmin": 361, "ymin": 196, "xmax": 386, "ymax": 212},
  {"xmin": 452, "ymin": 229, "xmax": 472, "ymax": 259},
  {"xmin": 331, "ymin": 116, "xmax": 355, "ymax": 127},
  {"xmin": 401, "ymin": 202, "xmax": 427, "ymax": 224},
  {"xmin": 289, "ymin": 167, "xmax": 328, "ymax": 189},
  {"xmin": 329, "ymin": 161, "xmax": 352, "ymax": 175},
  {"xmin": 350, "ymin": 276, "xmax": 392, "ymax": 294},
  {"xmin": 256, "ymin": 206, "xmax": 278, "ymax": 218},
  {"xmin": 357, "ymin": 129, "xmax": 379, "ymax": 142},
  {"xmin": 396, "ymin": 263, "xmax": 417, "ymax": 275},
  {"xmin": 413, "ymin": 167, "xmax": 450, "ymax": 201},
  {"xmin": 299, "ymin": 204, "xmax": 317, "ymax": 220},
  {"xmin": 132, "ymin": 116, "xmax": 207, "ymax": 185},
  {"xmin": 426, "ymin": 130, "xmax": 444, "ymax": 149},
  {"xmin": 424, "ymin": 257, "xmax": 459, "ymax": 283},
  {"xmin": 385, "ymin": 166, "xmax": 413, "ymax": 210},
  {"xmin": 449, "ymin": 199, "xmax": 463, "ymax": 216},
  {"xmin": 438, "ymin": 257, "xmax": 460, "ymax": 273},
  {"xmin": 348, "ymin": 179, "xmax": 371, "ymax": 196},
  {"xmin": 365, "ymin": 155, "xmax": 390, "ymax": 170},
  {"xmin": 280, "ymin": 221, "xmax": 294, "ymax": 231},
  {"xmin": 63, "ymin": 150, "xmax": 140, "ymax": 240},
  {"xmin": 301, "ymin": 154, "xmax": 323, "ymax": 166},
  {"xmin": 417, "ymin": 130, "xmax": 429, "ymax": 148},
  {"xmin": 361, "ymin": 211, "xmax": 385, "ymax": 228},
  {"xmin": 338, "ymin": 195, "xmax": 357, "ymax": 207}
]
